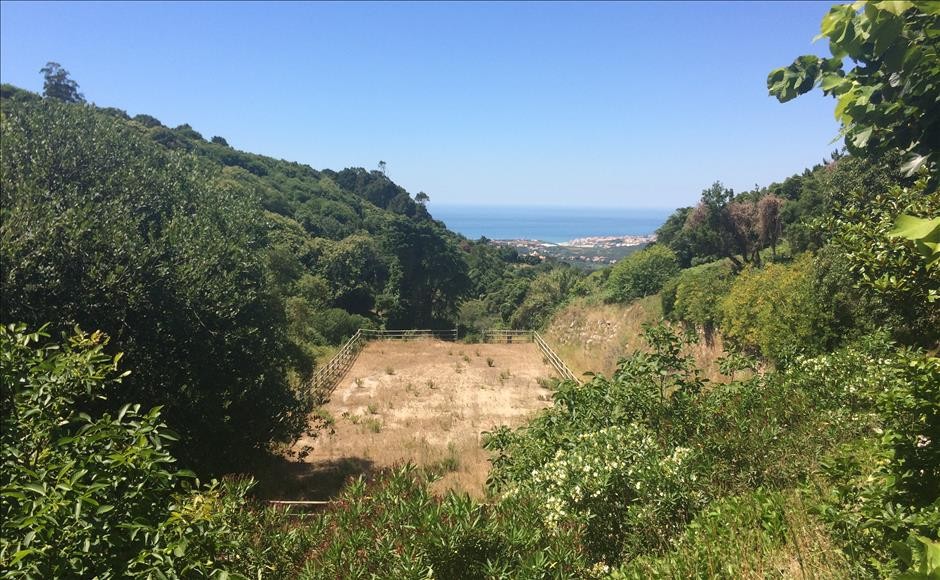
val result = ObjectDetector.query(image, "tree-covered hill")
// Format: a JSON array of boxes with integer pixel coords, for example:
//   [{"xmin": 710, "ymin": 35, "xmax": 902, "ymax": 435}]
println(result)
[
  {"xmin": 0, "ymin": 83, "xmax": 570, "ymax": 472},
  {"xmin": 2, "ymin": 3, "xmax": 937, "ymax": 572}
]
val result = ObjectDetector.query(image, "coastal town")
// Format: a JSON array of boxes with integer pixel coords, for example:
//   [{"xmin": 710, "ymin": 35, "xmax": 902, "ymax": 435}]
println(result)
[{"xmin": 492, "ymin": 234, "xmax": 655, "ymax": 268}]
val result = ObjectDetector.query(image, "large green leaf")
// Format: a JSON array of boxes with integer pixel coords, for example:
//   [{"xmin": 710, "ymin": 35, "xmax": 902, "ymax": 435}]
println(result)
[
  {"xmin": 889, "ymin": 214, "xmax": 940, "ymax": 241},
  {"xmin": 874, "ymin": 1, "xmax": 914, "ymax": 17},
  {"xmin": 889, "ymin": 214, "xmax": 940, "ymax": 267}
]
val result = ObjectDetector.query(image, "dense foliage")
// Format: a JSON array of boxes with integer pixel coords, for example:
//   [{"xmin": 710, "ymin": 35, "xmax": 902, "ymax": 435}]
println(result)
[
  {"xmin": 0, "ymin": 98, "xmax": 303, "ymax": 472},
  {"xmin": 0, "ymin": 324, "xmax": 314, "ymax": 577},
  {"xmin": 718, "ymin": 254, "xmax": 833, "ymax": 363},
  {"xmin": 0, "ymin": 85, "xmax": 574, "ymax": 473},
  {"xmin": 2, "ymin": 1, "xmax": 938, "ymax": 575},
  {"xmin": 768, "ymin": 1, "xmax": 940, "ymax": 181},
  {"xmin": 605, "ymin": 244, "xmax": 679, "ymax": 303},
  {"xmin": 661, "ymin": 260, "xmax": 733, "ymax": 336}
]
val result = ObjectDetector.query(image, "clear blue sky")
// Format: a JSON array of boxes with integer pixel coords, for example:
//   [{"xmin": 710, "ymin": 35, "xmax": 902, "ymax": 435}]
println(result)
[{"xmin": 1, "ymin": 1, "xmax": 840, "ymax": 208}]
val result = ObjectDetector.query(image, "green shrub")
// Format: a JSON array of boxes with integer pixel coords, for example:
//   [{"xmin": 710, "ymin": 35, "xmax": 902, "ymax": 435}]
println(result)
[
  {"xmin": 297, "ymin": 466, "xmax": 588, "ymax": 579},
  {"xmin": 458, "ymin": 298, "xmax": 499, "ymax": 339},
  {"xmin": 482, "ymin": 324, "xmax": 939, "ymax": 573},
  {"xmin": 1, "ymin": 324, "xmax": 182, "ymax": 577},
  {"xmin": 613, "ymin": 489, "xmax": 851, "ymax": 579},
  {"xmin": 0, "ymin": 99, "xmax": 304, "ymax": 473},
  {"xmin": 659, "ymin": 276, "xmax": 680, "ymax": 319},
  {"xmin": 507, "ymin": 425, "xmax": 705, "ymax": 563},
  {"xmin": 0, "ymin": 324, "xmax": 313, "ymax": 577},
  {"xmin": 719, "ymin": 254, "xmax": 831, "ymax": 363},
  {"xmin": 509, "ymin": 267, "xmax": 581, "ymax": 330},
  {"xmin": 606, "ymin": 245, "xmax": 679, "ymax": 303},
  {"xmin": 310, "ymin": 307, "xmax": 371, "ymax": 344},
  {"xmin": 826, "ymin": 177, "xmax": 940, "ymax": 346},
  {"xmin": 808, "ymin": 345, "xmax": 940, "ymax": 577},
  {"xmin": 671, "ymin": 261, "xmax": 734, "ymax": 332}
]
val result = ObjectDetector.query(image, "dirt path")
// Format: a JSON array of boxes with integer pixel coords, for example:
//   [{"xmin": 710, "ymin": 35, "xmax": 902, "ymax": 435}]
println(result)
[{"xmin": 276, "ymin": 339, "xmax": 557, "ymax": 498}]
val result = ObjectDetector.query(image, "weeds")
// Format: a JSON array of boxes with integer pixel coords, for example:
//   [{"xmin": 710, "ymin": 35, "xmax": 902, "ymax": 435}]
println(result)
[
  {"xmin": 428, "ymin": 442, "xmax": 461, "ymax": 476},
  {"xmin": 312, "ymin": 407, "xmax": 335, "ymax": 429}
]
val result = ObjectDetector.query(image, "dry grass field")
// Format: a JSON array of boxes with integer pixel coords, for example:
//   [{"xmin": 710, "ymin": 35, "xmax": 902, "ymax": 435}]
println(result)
[
  {"xmin": 271, "ymin": 339, "xmax": 558, "ymax": 499},
  {"xmin": 544, "ymin": 295, "xmax": 733, "ymax": 382}
]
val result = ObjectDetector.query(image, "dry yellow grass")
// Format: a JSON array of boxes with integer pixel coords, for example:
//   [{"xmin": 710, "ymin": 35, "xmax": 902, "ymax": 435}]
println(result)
[
  {"xmin": 281, "ymin": 339, "xmax": 557, "ymax": 499},
  {"xmin": 544, "ymin": 295, "xmax": 732, "ymax": 382}
]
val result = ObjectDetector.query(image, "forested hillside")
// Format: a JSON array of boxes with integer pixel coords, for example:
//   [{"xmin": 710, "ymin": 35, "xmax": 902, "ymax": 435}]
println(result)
[
  {"xmin": 2, "ymin": 2, "xmax": 938, "ymax": 578},
  {"xmin": 0, "ymin": 83, "xmax": 581, "ymax": 473}
]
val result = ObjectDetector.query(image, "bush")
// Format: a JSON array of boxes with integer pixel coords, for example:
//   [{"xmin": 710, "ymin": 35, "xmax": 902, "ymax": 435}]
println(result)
[
  {"xmin": 1, "ymin": 324, "xmax": 181, "ymax": 576},
  {"xmin": 668, "ymin": 260, "xmax": 734, "ymax": 333},
  {"xmin": 606, "ymin": 245, "xmax": 679, "ymax": 303},
  {"xmin": 509, "ymin": 268, "xmax": 581, "ymax": 330},
  {"xmin": 0, "ymin": 99, "xmax": 305, "ymax": 473},
  {"xmin": 310, "ymin": 307, "xmax": 372, "ymax": 345},
  {"xmin": 0, "ymin": 324, "xmax": 313, "ymax": 577},
  {"xmin": 719, "ymin": 254, "xmax": 831, "ymax": 363},
  {"xmin": 482, "ymin": 322, "xmax": 940, "ymax": 573},
  {"xmin": 298, "ymin": 466, "xmax": 588, "ymax": 578},
  {"xmin": 809, "ymin": 346, "xmax": 940, "ymax": 577},
  {"xmin": 508, "ymin": 425, "xmax": 704, "ymax": 563},
  {"xmin": 825, "ymin": 177, "xmax": 940, "ymax": 346},
  {"xmin": 613, "ymin": 489, "xmax": 851, "ymax": 579}
]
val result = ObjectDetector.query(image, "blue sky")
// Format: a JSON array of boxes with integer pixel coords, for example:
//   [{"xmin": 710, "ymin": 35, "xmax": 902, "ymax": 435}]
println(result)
[{"xmin": 0, "ymin": 1, "xmax": 840, "ymax": 208}]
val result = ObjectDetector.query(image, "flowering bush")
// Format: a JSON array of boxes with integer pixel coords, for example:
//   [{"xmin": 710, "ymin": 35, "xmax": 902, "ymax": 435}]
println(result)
[{"xmin": 505, "ymin": 425, "xmax": 704, "ymax": 563}]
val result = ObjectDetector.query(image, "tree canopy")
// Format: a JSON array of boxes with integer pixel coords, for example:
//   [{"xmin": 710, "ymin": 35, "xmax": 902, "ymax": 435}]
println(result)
[
  {"xmin": 768, "ymin": 1, "xmax": 940, "ymax": 181},
  {"xmin": 39, "ymin": 61, "xmax": 84, "ymax": 103}
]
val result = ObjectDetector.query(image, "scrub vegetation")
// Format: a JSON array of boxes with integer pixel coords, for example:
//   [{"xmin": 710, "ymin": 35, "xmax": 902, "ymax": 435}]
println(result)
[{"xmin": 2, "ymin": 2, "xmax": 938, "ymax": 577}]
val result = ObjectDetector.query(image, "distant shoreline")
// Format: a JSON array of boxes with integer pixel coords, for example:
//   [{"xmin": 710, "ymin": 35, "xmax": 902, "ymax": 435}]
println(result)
[
  {"xmin": 489, "ymin": 234, "xmax": 655, "ymax": 269},
  {"xmin": 491, "ymin": 234, "xmax": 656, "ymax": 248}
]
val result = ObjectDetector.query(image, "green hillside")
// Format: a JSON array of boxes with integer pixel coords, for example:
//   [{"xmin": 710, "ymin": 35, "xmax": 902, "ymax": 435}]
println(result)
[
  {"xmin": 1, "ymin": 2, "xmax": 938, "ymax": 577},
  {"xmin": 0, "ymin": 83, "xmax": 581, "ymax": 474}
]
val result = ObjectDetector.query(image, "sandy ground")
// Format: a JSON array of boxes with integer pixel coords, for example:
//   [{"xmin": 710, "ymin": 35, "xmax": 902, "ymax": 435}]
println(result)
[{"xmin": 277, "ymin": 339, "xmax": 557, "ymax": 499}]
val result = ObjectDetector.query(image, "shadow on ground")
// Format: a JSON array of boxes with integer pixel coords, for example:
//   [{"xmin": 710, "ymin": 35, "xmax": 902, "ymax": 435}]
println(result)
[{"xmin": 249, "ymin": 455, "xmax": 375, "ymax": 500}]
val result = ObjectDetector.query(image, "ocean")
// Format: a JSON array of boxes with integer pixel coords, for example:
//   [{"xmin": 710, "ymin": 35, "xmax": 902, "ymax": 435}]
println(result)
[{"xmin": 431, "ymin": 204, "xmax": 671, "ymax": 244}]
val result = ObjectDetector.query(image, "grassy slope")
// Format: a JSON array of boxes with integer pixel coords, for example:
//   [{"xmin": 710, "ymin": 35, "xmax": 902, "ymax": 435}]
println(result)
[{"xmin": 543, "ymin": 294, "xmax": 730, "ymax": 381}]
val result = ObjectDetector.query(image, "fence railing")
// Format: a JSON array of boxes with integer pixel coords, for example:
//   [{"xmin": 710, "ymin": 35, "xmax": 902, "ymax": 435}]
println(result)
[
  {"xmin": 309, "ymin": 329, "xmax": 366, "ymax": 396},
  {"xmin": 481, "ymin": 329, "xmax": 579, "ymax": 383},
  {"xmin": 482, "ymin": 329, "xmax": 534, "ymax": 343},
  {"xmin": 308, "ymin": 328, "xmax": 459, "ymax": 396},
  {"xmin": 532, "ymin": 331, "xmax": 579, "ymax": 384},
  {"xmin": 309, "ymin": 326, "xmax": 579, "ymax": 397},
  {"xmin": 360, "ymin": 328, "xmax": 458, "ymax": 341}
]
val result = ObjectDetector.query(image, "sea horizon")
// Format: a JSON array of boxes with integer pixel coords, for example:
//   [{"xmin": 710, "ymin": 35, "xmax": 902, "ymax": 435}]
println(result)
[{"xmin": 431, "ymin": 203, "xmax": 672, "ymax": 244}]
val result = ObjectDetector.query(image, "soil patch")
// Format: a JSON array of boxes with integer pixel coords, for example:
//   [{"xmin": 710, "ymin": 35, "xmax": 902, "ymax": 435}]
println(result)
[{"xmin": 270, "ymin": 339, "xmax": 557, "ymax": 499}]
